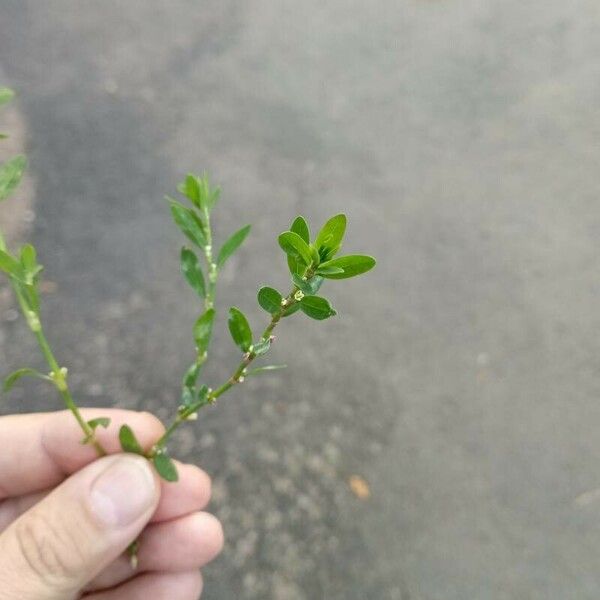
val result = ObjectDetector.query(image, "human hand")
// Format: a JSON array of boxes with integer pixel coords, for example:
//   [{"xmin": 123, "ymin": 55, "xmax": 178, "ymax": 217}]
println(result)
[{"xmin": 0, "ymin": 409, "xmax": 223, "ymax": 599}]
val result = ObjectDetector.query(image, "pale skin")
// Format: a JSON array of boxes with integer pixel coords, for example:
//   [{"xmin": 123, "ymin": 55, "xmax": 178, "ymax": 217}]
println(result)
[{"xmin": 0, "ymin": 409, "xmax": 224, "ymax": 599}]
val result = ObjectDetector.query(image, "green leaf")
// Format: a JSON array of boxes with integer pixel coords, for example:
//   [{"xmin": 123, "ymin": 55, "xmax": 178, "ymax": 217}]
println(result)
[
  {"xmin": 168, "ymin": 199, "xmax": 207, "ymax": 248},
  {"xmin": 292, "ymin": 274, "xmax": 312, "ymax": 295},
  {"xmin": 153, "ymin": 452, "xmax": 179, "ymax": 482},
  {"xmin": 315, "ymin": 265, "xmax": 344, "ymax": 276},
  {"xmin": 193, "ymin": 308, "xmax": 215, "ymax": 354},
  {"xmin": 0, "ymin": 88, "xmax": 15, "ymax": 106},
  {"xmin": 314, "ymin": 214, "xmax": 346, "ymax": 261},
  {"xmin": 0, "ymin": 249, "xmax": 25, "ymax": 281},
  {"xmin": 196, "ymin": 384, "xmax": 209, "ymax": 404},
  {"xmin": 257, "ymin": 286, "xmax": 282, "ymax": 315},
  {"xmin": 292, "ymin": 274, "xmax": 324, "ymax": 295},
  {"xmin": 3, "ymin": 368, "xmax": 51, "ymax": 392},
  {"xmin": 20, "ymin": 244, "xmax": 36, "ymax": 271},
  {"xmin": 20, "ymin": 244, "xmax": 43, "ymax": 284},
  {"xmin": 278, "ymin": 231, "xmax": 312, "ymax": 266},
  {"xmin": 180, "ymin": 247, "xmax": 206, "ymax": 298},
  {"xmin": 300, "ymin": 295, "xmax": 337, "ymax": 320},
  {"xmin": 0, "ymin": 133, "xmax": 8, "ymax": 140},
  {"xmin": 0, "ymin": 155, "xmax": 27, "ymax": 201},
  {"xmin": 177, "ymin": 174, "xmax": 203, "ymax": 209},
  {"xmin": 316, "ymin": 255, "xmax": 376, "ymax": 279},
  {"xmin": 228, "ymin": 307, "xmax": 253, "ymax": 352},
  {"xmin": 182, "ymin": 362, "xmax": 201, "ymax": 389},
  {"xmin": 180, "ymin": 385, "xmax": 210, "ymax": 415},
  {"xmin": 119, "ymin": 425, "xmax": 145, "ymax": 455},
  {"xmin": 252, "ymin": 338, "xmax": 271, "ymax": 356},
  {"xmin": 181, "ymin": 386, "xmax": 195, "ymax": 406},
  {"xmin": 87, "ymin": 417, "xmax": 111, "ymax": 431},
  {"xmin": 290, "ymin": 216, "xmax": 310, "ymax": 244},
  {"xmin": 246, "ymin": 364, "xmax": 287, "ymax": 377},
  {"xmin": 287, "ymin": 215, "xmax": 310, "ymax": 275},
  {"xmin": 217, "ymin": 224, "xmax": 251, "ymax": 268},
  {"xmin": 282, "ymin": 302, "xmax": 301, "ymax": 317}
]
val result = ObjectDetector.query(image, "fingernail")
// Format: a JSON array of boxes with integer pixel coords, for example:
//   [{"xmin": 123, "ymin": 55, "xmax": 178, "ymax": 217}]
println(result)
[{"xmin": 89, "ymin": 456, "xmax": 156, "ymax": 527}]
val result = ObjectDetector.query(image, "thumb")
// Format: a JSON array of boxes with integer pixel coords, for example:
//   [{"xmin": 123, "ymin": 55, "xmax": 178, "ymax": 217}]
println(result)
[{"xmin": 0, "ymin": 454, "xmax": 159, "ymax": 600}]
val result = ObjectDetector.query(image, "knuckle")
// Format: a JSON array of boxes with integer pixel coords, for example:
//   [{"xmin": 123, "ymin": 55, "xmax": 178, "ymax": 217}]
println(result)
[{"xmin": 13, "ymin": 510, "xmax": 86, "ymax": 588}]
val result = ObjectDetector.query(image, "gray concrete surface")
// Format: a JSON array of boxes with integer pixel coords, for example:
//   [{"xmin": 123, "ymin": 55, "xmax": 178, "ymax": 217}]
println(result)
[{"xmin": 2, "ymin": 1, "xmax": 600, "ymax": 598}]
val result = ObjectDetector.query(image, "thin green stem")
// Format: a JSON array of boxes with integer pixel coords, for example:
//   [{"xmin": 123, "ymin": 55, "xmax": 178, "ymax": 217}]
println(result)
[
  {"xmin": 0, "ymin": 231, "xmax": 106, "ymax": 456},
  {"xmin": 154, "ymin": 286, "xmax": 300, "ymax": 450},
  {"xmin": 203, "ymin": 210, "xmax": 217, "ymax": 310},
  {"xmin": 33, "ymin": 326, "xmax": 106, "ymax": 456}
]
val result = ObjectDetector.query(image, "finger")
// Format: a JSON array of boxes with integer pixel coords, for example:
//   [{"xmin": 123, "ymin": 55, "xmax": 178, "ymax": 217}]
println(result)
[
  {"xmin": 0, "ymin": 455, "xmax": 160, "ymax": 599},
  {"xmin": 0, "ymin": 461, "xmax": 212, "ymax": 533},
  {"xmin": 86, "ymin": 512, "xmax": 223, "ymax": 592},
  {"xmin": 84, "ymin": 570, "xmax": 203, "ymax": 600},
  {"xmin": 151, "ymin": 462, "xmax": 212, "ymax": 522},
  {"xmin": 0, "ymin": 409, "xmax": 165, "ymax": 498}
]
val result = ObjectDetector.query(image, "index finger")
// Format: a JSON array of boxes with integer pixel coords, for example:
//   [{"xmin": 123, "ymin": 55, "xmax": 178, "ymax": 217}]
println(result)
[{"xmin": 0, "ymin": 408, "xmax": 165, "ymax": 498}]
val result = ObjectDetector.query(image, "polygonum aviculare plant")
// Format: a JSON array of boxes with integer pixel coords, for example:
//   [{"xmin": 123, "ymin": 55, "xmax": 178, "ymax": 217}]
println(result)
[{"xmin": 0, "ymin": 88, "xmax": 376, "ymax": 558}]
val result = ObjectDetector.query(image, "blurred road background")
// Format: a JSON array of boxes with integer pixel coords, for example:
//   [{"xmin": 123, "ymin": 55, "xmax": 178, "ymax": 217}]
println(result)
[{"xmin": 2, "ymin": 1, "xmax": 600, "ymax": 598}]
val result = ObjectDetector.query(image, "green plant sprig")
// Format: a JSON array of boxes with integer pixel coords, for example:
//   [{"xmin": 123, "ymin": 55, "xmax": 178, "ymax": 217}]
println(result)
[
  {"xmin": 0, "ymin": 88, "xmax": 107, "ymax": 456},
  {"xmin": 0, "ymin": 88, "xmax": 376, "ymax": 487},
  {"xmin": 139, "ymin": 175, "xmax": 376, "ymax": 479}
]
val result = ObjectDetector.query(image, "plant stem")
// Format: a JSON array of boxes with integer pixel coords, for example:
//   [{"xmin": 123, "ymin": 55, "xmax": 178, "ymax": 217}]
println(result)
[
  {"xmin": 0, "ymin": 227, "xmax": 106, "ymax": 456},
  {"xmin": 203, "ymin": 210, "xmax": 217, "ymax": 310},
  {"xmin": 33, "ymin": 325, "xmax": 107, "ymax": 456},
  {"xmin": 154, "ymin": 286, "xmax": 299, "ymax": 451}
]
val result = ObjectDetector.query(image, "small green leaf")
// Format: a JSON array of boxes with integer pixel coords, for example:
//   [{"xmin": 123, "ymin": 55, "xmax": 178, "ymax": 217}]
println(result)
[
  {"xmin": 316, "ymin": 255, "xmax": 376, "ymax": 279},
  {"xmin": 246, "ymin": 364, "xmax": 287, "ymax": 377},
  {"xmin": 180, "ymin": 247, "xmax": 206, "ymax": 298},
  {"xmin": 87, "ymin": 417, "xmax": 111, "ymax": 431},
  {"xmin": 20, "ymin": 244, "xmax": 43, "ymax": 284},
  {"xmin": 278, "ymin": 231, "xmax": 312, "ymax": 266},
  {"xmin": 168, "ymin": 199, "xmax": 207, "ymax": 248},
  {"xmin": 0, "ymin": 133, "xmax": 8, "ymax": 140},
  {"xmin": 3, "ymin": 368, "xmax": 51, "ymax": 392},
  {"xmin": 290, "ymin": 216, "xmax": 310, "ymax": 244},
  {"xmin": 177, "ymin": 174, "xmax": 203, "ymax": 209},
  {"xmin": 20, "ymin": 244, "xmax": 36, "ymax": 271},
  {"xmin": 292, "ymin": 274, "xmax": 312, "ymax": 295},
  {"xmin": 287, "ymin": 215, "xmax": 310, "ymax": 275},
  {"xmin": 0, "ymin": 249, "xmax": 25, "ymax": 281},
  {"xmin": 257, "ymin": 286, "xmax": 283, "ymax": 315},
  {"xmin": 252, "ymin": 338, "xmax": 271, "ymax": 356},
  {"xmin": 314, "ymin": 214, "xmax": 346, "ymax": 261},
  {"xmin": 300, "ymin": 295, "xmax": 337, "ymax": 320},
  {"xmin": 315, "ymin": 265, "xmax": 344, "ymax": 276},
  {"xmin": 183, "ymin": 362, "xmax": 201, "ymax": 389},
  {"xmin": 197, "ymin": 384, "xmax": 209, "ymax": 403},
  {"xmin": 228, "ymin": 307, "xmax": 253, "ymax": 352},
  {"xmin": 0, "ymin": 88, "xmax": 14, "ymax": 106},
  {"xmin": 217, "ymin": 224, "xmax": 251, "ymax": 268},
  {"xmin": 0, "ymin": 155, "xmax": 27, "ymax": 201},
  {"xmin": 119, "ymin": 425, "xmax": 145, "ymax": 455},
  {"xmin": 292, "ymin": 274, "xmax": 324, "ymax": 295},
  {"xmin": 153, "ymin": 452, "xmax": 179, "ymax": 482},
  {"xmin": 282, "ymin": 302, "xmax": 301, "ymax": 317},
  {"xmin": 180, "ymin": 385, "xmax": 210, "ymax": 416},
  {"xmin": 193, "ymin": 308, "xmax": 216, "ymax": 354},
  {"xmin": 181, "ymin": 386, "xmax": 195, "ymax": 406}
]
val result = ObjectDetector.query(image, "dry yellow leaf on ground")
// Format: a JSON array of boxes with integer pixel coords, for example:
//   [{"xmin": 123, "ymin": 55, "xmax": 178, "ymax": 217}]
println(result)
[{"xmin": 348, "ymin": 475, "xmax": 371, "ymax": 500}]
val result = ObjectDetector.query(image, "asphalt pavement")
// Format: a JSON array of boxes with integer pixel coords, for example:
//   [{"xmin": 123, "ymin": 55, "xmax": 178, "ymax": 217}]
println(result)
[{"xmin": 2, "ymin": 1, "xmax": 600, "ymax": 599}]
